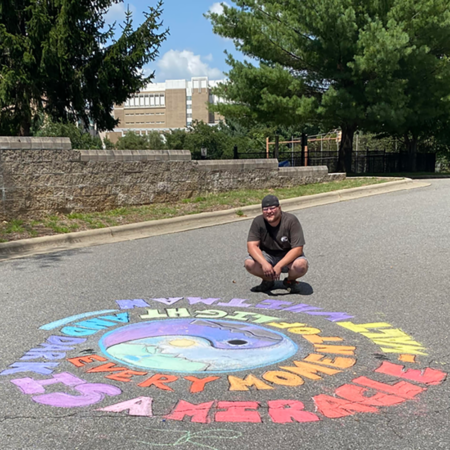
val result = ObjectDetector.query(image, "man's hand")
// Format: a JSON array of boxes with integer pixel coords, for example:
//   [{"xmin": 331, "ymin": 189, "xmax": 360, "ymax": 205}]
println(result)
[
  {"xmin": 272, "ymin": 264, "xmax": 282, "ymax": 280},
  {"xmin": 262, "ymin": 261, "xmax": 276, "ymax": 280}
]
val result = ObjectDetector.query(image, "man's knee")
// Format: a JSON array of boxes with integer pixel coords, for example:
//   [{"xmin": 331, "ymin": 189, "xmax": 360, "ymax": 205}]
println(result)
[
  {"xmin": 291, "ymin": 258, "xmax": 308, "ymax": 276},
  {"xmin": 244, "ymin": 258, "xmax": 256, "ymax": 272}
]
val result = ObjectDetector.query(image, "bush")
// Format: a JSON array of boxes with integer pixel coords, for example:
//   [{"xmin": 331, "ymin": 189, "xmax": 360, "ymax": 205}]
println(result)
[
  {"xmin": 115, "ymin": 131, "xmax": 166, "ymax": 150},
  {"xmin": 34, "ymin": 120, "xmax": 103, "ymax": 149}
]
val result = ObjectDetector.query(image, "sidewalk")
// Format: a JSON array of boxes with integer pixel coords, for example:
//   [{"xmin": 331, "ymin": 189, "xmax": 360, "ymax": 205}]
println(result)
[{"xmin": 0, "ymin": 178, "xmax": 429, "ymax": 261}]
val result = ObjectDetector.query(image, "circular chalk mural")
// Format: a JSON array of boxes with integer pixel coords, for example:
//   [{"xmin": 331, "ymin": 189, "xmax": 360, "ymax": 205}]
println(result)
[
  {"xmin": 1, "ymin": 296, "xmax": 446, "ymax": 426},
  {"xmin": 99, "ymin": 319, "xmax": 299, "ymax": 373}
]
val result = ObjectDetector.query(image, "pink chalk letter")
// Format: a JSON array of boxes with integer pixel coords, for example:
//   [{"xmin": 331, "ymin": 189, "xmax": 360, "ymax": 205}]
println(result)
[
  {"xmin": 313, "ymin": 394, "xmax": 379, "ymax": 418},
  {"xmin": 165, "ymin": 400, "xmax": 214, "ymax": 423},
  {"xmin": 97, "ymin": 396, "xmax": 153, "ymax": 416},
  {"xmin": 335, "ymin": 384, "xmax": 406, "ymax": 407},
  {"xmin": 215, "ymin": 401, "xmax": 261, "ymax": 423},
  {"xmin": 375, "ymin": 361, "xmax": 447, "ymax": 385},
  {"xmin": 353, "ymin": 376, "xmax": 425, "ymax": 399},
  {"xmin": 268, "ymin": 400, "xmax": 320, "ymax": 423}
]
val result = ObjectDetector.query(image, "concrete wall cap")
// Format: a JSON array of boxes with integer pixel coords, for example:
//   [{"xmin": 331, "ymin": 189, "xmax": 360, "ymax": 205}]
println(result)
[
  {"xmin": 0, "ymin": 136, "xmax": 72, "ymax": 150},
  {"xmin": 78, "ymin": 149, "xmax": 191, "ymax": 161},
  {"xmin": 195, "ymin": 159, "xmax": 278, "ymax": 170}
]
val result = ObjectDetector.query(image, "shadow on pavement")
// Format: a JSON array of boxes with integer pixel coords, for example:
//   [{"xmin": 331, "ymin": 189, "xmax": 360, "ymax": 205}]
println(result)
[
  {"xmin": 250, "ymin": 280, "xmax": 314, "ymax": 296},
  {"xmin": 1, "ymin": 248, "xmax": 92, "ymax": 269}
]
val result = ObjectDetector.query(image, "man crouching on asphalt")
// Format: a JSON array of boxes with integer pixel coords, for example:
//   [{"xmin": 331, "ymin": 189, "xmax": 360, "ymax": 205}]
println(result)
[{"xmin": 244, "ymin": 195, "xmax": 308, "ymax": 293}]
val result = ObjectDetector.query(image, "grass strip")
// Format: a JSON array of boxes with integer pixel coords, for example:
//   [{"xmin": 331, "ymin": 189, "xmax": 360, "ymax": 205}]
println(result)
[{"xmin": 0, "ymin": 177, "xmax": 391, "ymax": 242}]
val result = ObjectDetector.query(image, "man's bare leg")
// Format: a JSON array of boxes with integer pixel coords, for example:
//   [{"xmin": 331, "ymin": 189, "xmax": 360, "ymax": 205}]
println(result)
[
  {"xmin": 286, "ymin": 258, "xmax": 309, "ymax": 281},
  {"xmin": 244, "ymin": 259, "xmax": 273, "ymax": 281}
]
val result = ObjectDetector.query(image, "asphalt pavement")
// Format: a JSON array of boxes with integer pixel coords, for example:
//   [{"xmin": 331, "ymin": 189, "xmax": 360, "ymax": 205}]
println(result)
[{"xmin": 0, "ymin": 179, "xmax": 449, "ymax": 450}]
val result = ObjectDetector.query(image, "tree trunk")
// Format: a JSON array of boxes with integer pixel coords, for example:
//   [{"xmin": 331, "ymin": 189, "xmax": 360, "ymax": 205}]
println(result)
[
  {"xmin": 337, "ymin": 125, "xmax": 356, "ymax": 173},
  {"xmin": 405, "ymin": 136, "xmax": 418, "ymax": 172},
  {"xmin": 274, "ymin": 135, "xmax": 279, "ymax": 160},
  {"xmin": 17, "ymin": 100, "xmax": 32, "ymax": 136},
  {"xmin": 19, "ymin": 121, "xmax": 31, "ymax": 137}
]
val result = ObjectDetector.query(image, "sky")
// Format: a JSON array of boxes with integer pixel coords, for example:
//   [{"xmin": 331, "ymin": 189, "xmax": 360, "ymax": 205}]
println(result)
[{"xmin": 104, "ymin": 0, "xmax": 238, "ymax": 82}]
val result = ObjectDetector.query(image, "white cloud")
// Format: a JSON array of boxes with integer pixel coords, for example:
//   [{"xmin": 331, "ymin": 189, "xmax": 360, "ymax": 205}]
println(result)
[
  {"xmin": 155, "ymin": 50, "xmax": 223, "ymax": 81},
  {"xmin": 209, "ymin": 2, "xmax": 230, "ymax": 15},
  {"xmin": 104, "ymin": 3, "xmax": 136, "ymax": 25}
]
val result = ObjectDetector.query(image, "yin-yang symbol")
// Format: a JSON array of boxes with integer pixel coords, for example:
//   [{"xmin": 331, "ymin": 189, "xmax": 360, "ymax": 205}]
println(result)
[{"xmin": 99, "ymin": 319, "xmax": 300, "ymax": 373}]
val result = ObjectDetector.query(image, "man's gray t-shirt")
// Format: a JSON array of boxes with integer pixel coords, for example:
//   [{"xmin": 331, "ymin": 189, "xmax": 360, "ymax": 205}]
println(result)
[{"xmin": 247, "ymin": 212, "xmax": 305, "ymax": 257}]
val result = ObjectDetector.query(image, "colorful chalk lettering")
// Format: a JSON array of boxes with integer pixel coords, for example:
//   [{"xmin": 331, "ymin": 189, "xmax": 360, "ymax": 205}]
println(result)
[
  {"xmin": 186, "ymin": 297, "xmax": 221, "ymax": 306},
  {"xmin": 184, "ymin": 376, "xmax": 221, "ymax": 393},
  {"xmin": 215, "ymin": 401, "xmax": 262, "ymax": 423},
  {"xmin": 1, "ymin": 296, "xmax": 446, "ymax": 427},
  {"xmin": 217, "ymin": 298, "xmax": 253, "ymax": 308},
  {"xmin": 117, "ymin": 299, "xmax": 150, "ymax": 309},
  {"xmin": 165, "ymin": 400, "xmax": 214, "ymax": 423},
  {"xmin": 267, "ymin": 400, "xmax": 320, "ymax": 423},
  {"xmin": 336, "ymin": 322, "xmax": 428, "ymax": 355},
  {"xmin": 11, "ymin": 372, "xmax": 121, "ymax": 407},
  {"xmin": 138, "ymin": 374, "xmax": 179, "ymax": 391},
  {"xmin": 151, "ymin": 297, "xmax": 183, "ymax": 306},
  {"xmin": 1, "ymin": 362, "xmax": 60, "ymax": 376},
  {"xmin": 117, "ymin": 298, "xmax": 356, "ymax": 323},
  {"xmin": 228, "ymin": 374, "xmax": 273, "ymax": 391},
  {"xmin": 20, "ymin": 336, "xmax": 87, "ymax": 361},
  {"xmin": 97, "ymin": 396, "xmax": 153, "ymax": 416},
  {"xmin": 40, "ymin": 311, "xmax": 118, "ymax": 330}
]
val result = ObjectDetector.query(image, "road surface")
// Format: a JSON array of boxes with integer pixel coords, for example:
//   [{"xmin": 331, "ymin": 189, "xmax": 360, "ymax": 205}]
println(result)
[{"xmin": 0, "ymin": 179, "xmax": 449, "ymax": 450}]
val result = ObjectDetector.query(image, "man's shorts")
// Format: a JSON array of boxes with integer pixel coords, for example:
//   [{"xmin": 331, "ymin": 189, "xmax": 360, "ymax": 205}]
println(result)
[{"xmin": 245, "ymin": 250, "xmax": 308, "ymax": 273}]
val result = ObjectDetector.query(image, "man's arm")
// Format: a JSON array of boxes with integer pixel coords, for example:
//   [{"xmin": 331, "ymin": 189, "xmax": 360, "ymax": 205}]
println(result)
[
  {"xmin": 273, "ymin": 246, "xmax": 304, "ymax": 278},
  {"xmin": 247, "ymin": 240, "xmax": 277, "ymax": 279}
]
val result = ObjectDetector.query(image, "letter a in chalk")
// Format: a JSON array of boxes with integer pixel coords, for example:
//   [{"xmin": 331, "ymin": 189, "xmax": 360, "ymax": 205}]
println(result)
[{"xmin": 97, "ymin": 397, "xmax": 153, "ymax": 416}]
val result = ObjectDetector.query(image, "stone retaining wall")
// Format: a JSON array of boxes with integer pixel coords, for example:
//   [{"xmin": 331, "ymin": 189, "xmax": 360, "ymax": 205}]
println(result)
[{"xmin": 0, "ymin": 137, "xmax": 345, "ymax": 220}]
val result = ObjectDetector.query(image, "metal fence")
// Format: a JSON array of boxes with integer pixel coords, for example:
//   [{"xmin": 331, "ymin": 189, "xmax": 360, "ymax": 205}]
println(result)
[
  {"xmin": 351, "ymin": 151, "xmax": 436, "ymax": 173},
  {"xmin": 237, "ymin": 149, "xmax": 436, "ymax": 173}
]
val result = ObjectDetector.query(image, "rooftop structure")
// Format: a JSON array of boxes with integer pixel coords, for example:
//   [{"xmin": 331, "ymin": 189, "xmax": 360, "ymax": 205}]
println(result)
[{"xmin": 105, "ymin": 77, "xmax": 224, "ymax": 143}]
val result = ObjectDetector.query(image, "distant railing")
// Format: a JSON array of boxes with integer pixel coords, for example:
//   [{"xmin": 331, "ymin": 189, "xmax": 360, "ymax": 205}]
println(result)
[{"xmin": 236, "ymin": 149, "xmax": 436, "ymax": 173}]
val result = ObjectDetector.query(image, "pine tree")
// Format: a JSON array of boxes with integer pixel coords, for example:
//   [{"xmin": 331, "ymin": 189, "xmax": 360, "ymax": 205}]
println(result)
[
  {"xmin": 0, "ymin": 0, "xmax": 168, "ymax": 136},
  {"xmin": 208, "ymin": 0, "xmax": 450, "ymax": 172}
]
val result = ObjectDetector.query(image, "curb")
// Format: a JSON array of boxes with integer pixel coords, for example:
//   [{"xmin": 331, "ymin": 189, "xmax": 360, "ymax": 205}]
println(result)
[{"xmin": 0, "ymin": 178, "xmax": 430, "ymax": 261}]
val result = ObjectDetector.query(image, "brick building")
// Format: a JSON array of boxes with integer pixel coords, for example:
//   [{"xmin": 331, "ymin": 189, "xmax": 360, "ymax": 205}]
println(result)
[{"xmin": 105, "ymin": 77, "xmax": 224, "ymax": 143}]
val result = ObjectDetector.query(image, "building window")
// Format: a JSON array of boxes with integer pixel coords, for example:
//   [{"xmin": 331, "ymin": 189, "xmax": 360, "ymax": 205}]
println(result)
[
  {"xmin": 187, "ymin": 96, "xmax": 192, "ymax": 101},
  {"xmin": 123, "ymin": 93, "xmax": 165, "ymax": 108}
]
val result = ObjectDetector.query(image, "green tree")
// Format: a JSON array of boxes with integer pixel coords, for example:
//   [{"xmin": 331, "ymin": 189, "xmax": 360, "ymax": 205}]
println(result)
[
  {"xmin": 147, "ymin": 130, "xmax": 166, "ymax": 149},
  {"xmin": 184, "ymin": 120, "xmax": 232, "ymax": 159},
  {"xmin": 208, "ymin": 0, "xmax": 450, "ymax": 172},
  {"xmin": 361, "ymin": 1, "xmax": 450, "ymax": 170},
  {"xmin": 103, "ymin": 137, "xmax": 115, "ymax": 150},
  {"xmin": 116, "ymin": 131, "xmax": 150, "ymax": 150},
  {"xmin": 163, "ymin": 128, "xmax": 188, "ymax": 150},
  {"xmin": 35, "ymin": 120, "xmax": 103, "ymax": 149},
  {"xmin": 0, "ymin": 0, "xmax": 168, "ymax": 136}
]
